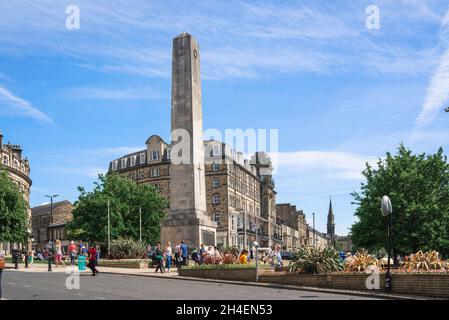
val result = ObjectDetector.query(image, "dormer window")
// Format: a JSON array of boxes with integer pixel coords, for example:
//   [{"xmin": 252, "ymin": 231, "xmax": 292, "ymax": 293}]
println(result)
[
  {"xmin": 140, "ymin": 153, "xmax": 145, "ymax": 164},
  {"xmin": 3, "ymin": 155, "xmax": 9, "ymax": 166},
  {"xmin": 130, "ymin": 155, "xmax": 137, "ymax": 167},
  {"xmin": 121, "ymin": 158, "xmax": 127, "ymax": 169},
  {"xmin": 151, "ymin": 150, "xmax": 160, "ymax": 161},
  {"xmin": 112, "ymin": 160, "xmax": 118, "ymax": 171}
]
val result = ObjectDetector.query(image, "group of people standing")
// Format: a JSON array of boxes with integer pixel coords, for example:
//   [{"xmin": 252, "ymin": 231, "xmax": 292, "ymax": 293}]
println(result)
[
  {"xmin": 265, "ymin": 245, "xmax": 283, "ymax": 267},
  {"xmin": 191, "ymin": 243, "xmax": 222, "ymax": 265},
  {"xmin": 152, "ymin": 240, "xmax": 190, "ymax": 273},
  {"xmin": 36, "ymin": 239, "xmax": 100, "ymax": 276},
  {"xmin": 152, "ymin": 241, "xmax": 225, "ymax": 272},
  {"xmin": 67, "ymin": 240, "xmax": 100, "ymax": 276}
]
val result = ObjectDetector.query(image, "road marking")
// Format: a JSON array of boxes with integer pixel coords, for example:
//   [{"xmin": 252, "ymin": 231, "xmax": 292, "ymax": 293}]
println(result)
[
  {"xmin": 94, "ymin": 296, "xmax": 106, "ymax": 300},
  {"xmin": 7, "ymin": 282, "xmax": 16, "ymax": 286},
  {"xmin": 24, "ymin": 284, "xmax": 31, "ymax": 288}
]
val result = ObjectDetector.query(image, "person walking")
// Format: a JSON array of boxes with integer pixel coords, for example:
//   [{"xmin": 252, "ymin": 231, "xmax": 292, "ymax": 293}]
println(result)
[
  {"xmin": 164, "ymin": 241, "xmax": 172, "ymax": 273},
  {"xmin": 54, "ymin": 239, "xmax": 64, "ymax": 268},
  {"xmin": 174, "ymin": 242, "xmax": 181, "ymax": 267},
  {"xmin": 88, "ymin": 243, "xmax": 99, "ymax": 276},
  {"xmin": 154, "ymin": 243, "xmax": 165, "ymax": 273},
  {"xmin": 199, "ymin": 244, "xmax": 207, "ymax": 265},
  {"xmin": 96, "ymin": 245, "xmax": 101, "ymax": 262},
  {"xmin": 180, "ymin": 240, "xmax": 188, "ymax": 266},
  {"xmin": 68, "ymin": 240, "xmax": 78, "ymax": 267},
  {"xmin": 0, "ymin": 252, "xmax": 5, "ymax": 299}
]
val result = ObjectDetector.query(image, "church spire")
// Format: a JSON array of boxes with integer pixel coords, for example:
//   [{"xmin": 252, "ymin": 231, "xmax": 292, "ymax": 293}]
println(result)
[
  {"xmin": 327, "ymin": 196, "xmax": 336, "ymax": 246},
  {"xmin": 327, "ymin": 196, "xmax": 334, "ymax": 225}
]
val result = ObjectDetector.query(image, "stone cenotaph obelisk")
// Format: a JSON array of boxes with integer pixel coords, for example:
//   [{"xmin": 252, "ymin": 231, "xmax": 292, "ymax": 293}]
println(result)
[{"xmin": 161, "ymin": 33, "xmax": 217, "ymax": 248}]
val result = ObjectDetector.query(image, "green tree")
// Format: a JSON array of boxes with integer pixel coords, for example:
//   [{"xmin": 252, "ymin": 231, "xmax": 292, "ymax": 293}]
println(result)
[
  {"xmin": 66, "ymin": 173, "xmax": 168, "ymax": 245},
  {"xmin": 351, "ymin": 144, "xmax": 449, "ymax": 258},
  {"xmin": 0, "ymin": 169, "xmax": 28, "ymax": 243}
]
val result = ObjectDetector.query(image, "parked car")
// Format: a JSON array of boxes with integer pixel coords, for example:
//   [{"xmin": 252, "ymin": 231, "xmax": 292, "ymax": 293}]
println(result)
[{"xmin": 280, "ymin": 250, "xmax": 294, "ymax": 260}]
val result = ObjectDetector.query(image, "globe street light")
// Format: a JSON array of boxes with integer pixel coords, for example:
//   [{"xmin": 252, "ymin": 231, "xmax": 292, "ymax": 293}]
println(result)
[
  {"xmin": 445, "ymin": 107, "xmax": 449, "ymax": 112},
  {"xmin": 381, "ymin": 195, "xmax": 393, "ymax": 292},
  {"xmin": 45, "ymin": 194, "xmax": 58, "ymax": 272}
]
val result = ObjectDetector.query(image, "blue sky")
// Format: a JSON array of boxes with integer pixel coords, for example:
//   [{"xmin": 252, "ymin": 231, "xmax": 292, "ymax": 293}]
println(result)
[{"xmin": 1, "ymin": 0, "xmax": 449, "ymax": 236}]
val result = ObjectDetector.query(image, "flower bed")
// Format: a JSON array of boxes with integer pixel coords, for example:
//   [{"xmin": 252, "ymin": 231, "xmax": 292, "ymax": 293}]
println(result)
[
  {"xmin": 179, "ymin": 267, "xmax": 449, "ymax": 298},
  {"xmin": 98, "ymin": 259, "xmax": 150, "ymax": 269}
]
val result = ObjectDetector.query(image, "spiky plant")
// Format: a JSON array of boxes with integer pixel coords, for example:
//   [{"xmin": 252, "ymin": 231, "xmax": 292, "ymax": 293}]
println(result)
[
  {"xmin": 110, "ymin": 237, "xmax": 147, "ymax": 259},
  {"xmin": 345, "ymin": 250, "xmax": 380, "ymax": 272},
  {"xmin": 289, "ymin": 246, "xmax": 344, "ymax": 274},
  {"xmin": 402, "ymin": 250, "xmax": 445, "ymax": 272}
]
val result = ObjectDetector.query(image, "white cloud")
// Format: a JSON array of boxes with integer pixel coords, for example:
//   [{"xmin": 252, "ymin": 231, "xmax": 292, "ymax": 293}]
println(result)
[
  {"xmin": 415, "ymin": 7, "xmax": 449, "ymax": 127},
  {"xmin": 0, "ymin": 85, "xmax": 53, "ymax": 123},
  {"xmin": 0, "ymin": 1, "xmax": 443, "ymax": 80},
  {"xmin": 272, "ymin": 150, "xmax": 377, "ymax": 181},
  {"xmin": 416, "ymin": 48, "xmax": 449, "ymax": 127}
]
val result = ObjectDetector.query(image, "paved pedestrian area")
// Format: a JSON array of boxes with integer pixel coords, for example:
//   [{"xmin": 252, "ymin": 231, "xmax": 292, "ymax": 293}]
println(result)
[
  {"xmin": 1, "ymin": 270, "xmax": 380, "ymax": 300},
  {"xmin": 5, "ymin": 262, "xmax": 178, "ymax": 277}
]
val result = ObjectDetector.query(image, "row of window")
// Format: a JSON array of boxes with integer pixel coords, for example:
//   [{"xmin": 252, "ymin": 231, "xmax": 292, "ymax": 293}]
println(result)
[
  {"xmin": 229, "ymin": 195, "xmax": 260, "ymax": 215},
  {"xmin": 112, "ymin": 150, "xmax": 172, "ymax": 171},
  {"xmin": 229, "ymin": 177, "xmax": 259, "ymax": 199},
  {"xmin": 127, "ymin": 167, "xmax": 162, "ymax": 180},
  {"xmin": 2, "ymin": 155, "xmax": 28, "ymax": 174}
]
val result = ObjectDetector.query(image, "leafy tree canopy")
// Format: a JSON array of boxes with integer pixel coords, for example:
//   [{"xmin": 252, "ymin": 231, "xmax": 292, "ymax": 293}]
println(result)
[
  {"xmin": 0, "ymin": 169, "xmax": 28, "ymax": 243},
  {"xmin": 66, "ymin": 174, "xmax": 168, "ymax": 245},
  {"xmin": 351, "ymin": 144, "xmax": 449, "ymax": 257}
]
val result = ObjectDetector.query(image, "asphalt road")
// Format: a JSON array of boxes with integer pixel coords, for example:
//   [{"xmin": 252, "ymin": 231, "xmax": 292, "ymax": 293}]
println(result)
[{"xmin": 1, "ymin": 271, "xmax": 379, "ymax": 300}]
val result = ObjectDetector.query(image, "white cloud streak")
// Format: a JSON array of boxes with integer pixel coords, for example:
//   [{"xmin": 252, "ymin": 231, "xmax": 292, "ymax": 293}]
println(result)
[
  {"xmin": 272, "ymin": 150, "xmax": 377, "ymax": 181},
  {"xmin": 0, "ymin": 85, "xmax": 53, "ymax": 123},
  {"xmin": 416, "ymin": 7, "xmax": 449, "ymax": 127},
  {"xmin": 0, "ymin": 1, "xmax": 445, "ymax": 80}
]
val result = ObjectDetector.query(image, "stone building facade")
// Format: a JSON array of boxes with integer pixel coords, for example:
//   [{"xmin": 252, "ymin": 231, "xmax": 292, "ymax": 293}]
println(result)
[
  {"xmin": 31, "ymin": 200, "xmax": 73, "ymax": 248},
  {"xmin": 109, "ymin": 137, "xmax": 285, "ymax": 250},
  {"xmin": 0, "ymin": 131, "xmax": 32, "ymax": 254},
  {"xmin": 276, "ymin": 203, "xmax": 308, "ymax": 250},
  {"xmin": 307, "ymin": 226, "xmax": 330, "ymax": 249}
]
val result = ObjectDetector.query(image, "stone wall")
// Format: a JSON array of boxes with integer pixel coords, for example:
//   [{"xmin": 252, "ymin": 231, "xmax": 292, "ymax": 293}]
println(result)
[{"xmin": 178, "ymin": 268, "xmax": 449, "ymax": 298}]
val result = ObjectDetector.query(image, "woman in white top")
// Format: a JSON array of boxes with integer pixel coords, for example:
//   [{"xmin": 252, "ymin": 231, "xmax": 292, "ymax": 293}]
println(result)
[{"xmin": 164, "ymin": 241, "xmax": 173, "ymax": 273}]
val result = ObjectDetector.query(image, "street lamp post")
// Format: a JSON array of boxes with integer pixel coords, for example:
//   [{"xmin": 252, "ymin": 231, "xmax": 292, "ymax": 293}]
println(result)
[
  {"xmin": 381, "ymin": 195, "xmax": 393, "ymax": 292},
  {"xmin": 45, "ymin": 194, "xmax": 58, "ymax": 272}
]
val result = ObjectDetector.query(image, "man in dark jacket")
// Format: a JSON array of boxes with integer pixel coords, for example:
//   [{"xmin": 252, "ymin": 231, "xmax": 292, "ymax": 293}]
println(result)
[{"xmin": 154, "ymin": 243, "xmax": 165, "ymax": 273}]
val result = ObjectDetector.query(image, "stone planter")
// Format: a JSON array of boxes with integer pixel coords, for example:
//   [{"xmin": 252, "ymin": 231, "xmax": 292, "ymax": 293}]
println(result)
[
  {"xmin": 98, "ymin": 260, "xmax": 149, "ymax": 269},
  {"xmin": 179, "ymin": 267, "xmax": 449, "ymax": 298}
]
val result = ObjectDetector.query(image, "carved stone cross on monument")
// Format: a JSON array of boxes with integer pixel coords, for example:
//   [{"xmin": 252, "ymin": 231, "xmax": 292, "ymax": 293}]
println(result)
[{"xmin": 197, "ymin": 164, "xmax": 202, "ymax": 195}]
